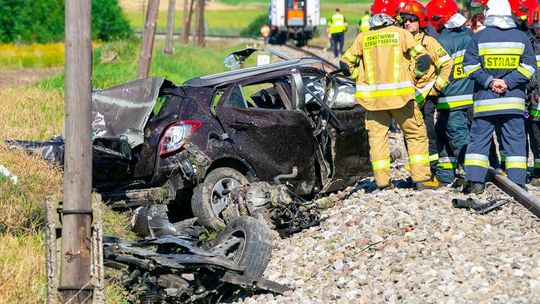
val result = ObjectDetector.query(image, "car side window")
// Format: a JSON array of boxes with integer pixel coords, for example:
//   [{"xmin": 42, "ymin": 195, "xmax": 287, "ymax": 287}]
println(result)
[
  {"xmin": 226, "ymin": 85, "xmax": 248, "ymax": 109},
  {"xmin": 303, "ymin": 74, "xmax": 326, "ymax": 105}
]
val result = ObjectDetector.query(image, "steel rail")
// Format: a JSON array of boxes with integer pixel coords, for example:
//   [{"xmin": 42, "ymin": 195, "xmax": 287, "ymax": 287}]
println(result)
[
  {"xmin": 487, "ymin": 168, "xmax": 540, "ymax": 218},
  {"xmin": 283, "ymin": 44, "xmax": 339, "ymax": 70}
]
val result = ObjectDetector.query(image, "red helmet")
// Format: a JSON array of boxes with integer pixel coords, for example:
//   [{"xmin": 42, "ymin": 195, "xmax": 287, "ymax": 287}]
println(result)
[
  {"xmin": 372, "ymin": 0, "xmax": 399, "ymax": 17},
  {"xmin": 528, "ymin": 4, "xmax": 540, "ymax": 28},
  {"xmin": 400, "ymin": 0, "xmax": 428, "ymax": 28},
  {"xmin": 509, "ymin": 0, "xmax": 536, "ymax": 21},
  {"xmin": 397, "ymin": 0, "xmax": 408, "ymax": 10},
  {"xmin": 426, "ymin": 0, "xmax": 459, "ymax": 31},
  {"xmin": 470, "ymin": 0, "xmax": 488, "ymax": 8}
]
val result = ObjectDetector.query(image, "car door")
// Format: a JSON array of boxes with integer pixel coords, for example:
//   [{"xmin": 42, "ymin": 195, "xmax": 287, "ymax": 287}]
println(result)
[
  {"xmin": 300, "ymin": 72, "xmax": 371, "ymax": 193},
  {"xmin": 215, "ymin": 76, "xmax": 318, "ymax": 194}
]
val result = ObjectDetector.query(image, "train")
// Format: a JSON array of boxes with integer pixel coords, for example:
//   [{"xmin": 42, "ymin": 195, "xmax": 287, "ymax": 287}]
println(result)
[{"xmin": 267, "ymin": 0, "xmax": 320, "ymax": 46}]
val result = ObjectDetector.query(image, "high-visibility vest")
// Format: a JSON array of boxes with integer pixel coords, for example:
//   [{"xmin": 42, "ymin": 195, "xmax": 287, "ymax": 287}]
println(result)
[
  {"xmin": 330, "ymin": 13, "xmax": 346, "ymax": 34},
  {"xmin": 360, "ymin": 15, "xmax": 370, "ymax": 32}
]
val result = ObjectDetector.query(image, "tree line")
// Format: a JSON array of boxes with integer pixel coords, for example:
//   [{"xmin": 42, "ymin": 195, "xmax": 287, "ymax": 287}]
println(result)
[{"xmin": 0, "ymin": 0, "xmax": 132, "ymax": 43}]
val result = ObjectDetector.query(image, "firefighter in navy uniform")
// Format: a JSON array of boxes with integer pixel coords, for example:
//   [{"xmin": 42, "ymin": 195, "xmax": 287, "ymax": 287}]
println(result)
[
  {"xmin": 398, "ymin": 0, "xmax": 453, "ymax": 186},
  {"xmin": 426, "ymin": 0, "xmax": 475, "ymax": 186},
  {"xmin": 462, "ymin": 0, "xmax": 537, "ymax": 194},
  {"xmin": 526, "ymin": 5, "xmax": 540, "ymax": 185},
  {"xmin": 340, "ymin": 0, "xmax": 433, "ymax": 190}
]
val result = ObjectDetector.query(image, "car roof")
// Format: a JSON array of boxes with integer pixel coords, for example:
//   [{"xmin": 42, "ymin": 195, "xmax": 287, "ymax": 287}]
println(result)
[{"xmin": 183, "ymin": 58, "xmax": 323, "ymax": 87}]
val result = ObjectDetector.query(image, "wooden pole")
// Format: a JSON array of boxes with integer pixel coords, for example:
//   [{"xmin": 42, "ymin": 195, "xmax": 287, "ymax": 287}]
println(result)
[
  {"xmin": 197, "ymin": 0, "xmax": 205, "ymax": 46},
  {"xmin": 59, "ymin": 0, "xmax": 93, "ymax": 302},
  {"xmin": 164, "ymin": 0, "xmax": 176, "ymax": 54},
  {"xmin": 137, "ymin": 0, "xmax": 160, "ymax": 79},
  {"xmin": 182, "ymin": 0, "xmax": 189, "ymax": 44},
  {"xmin": 186, "ymin": 0, "xmax": 196, "ymax": 43}
]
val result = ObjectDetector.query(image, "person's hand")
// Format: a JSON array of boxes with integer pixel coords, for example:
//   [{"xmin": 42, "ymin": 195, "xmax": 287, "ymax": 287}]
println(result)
[{"xmin": 491, "ymin": 79, "xmax": 507, "ymax": 94}]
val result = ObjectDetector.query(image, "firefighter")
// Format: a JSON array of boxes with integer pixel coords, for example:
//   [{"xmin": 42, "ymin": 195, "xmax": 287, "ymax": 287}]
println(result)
[
  {"xmin": 462, "ymin": 0, "xmax": 536, "ymax": 193},
  {"xmin": 329, "ymin": 8, "xmax": 348, "ymax": 58},
  {"xmin": 425, "ymin": 0, "xmax": 475, "ymax": 187},
  {"xmin": 340, "ymin": 0, "xmax": 432, "ymax": 190},
  {"xmin": 399, "ymin": 0, "xmax": 453, "ymax": 186},
  {"xmin": 526, "ymin": 5, "xmax": 540, "ymax": 185}
]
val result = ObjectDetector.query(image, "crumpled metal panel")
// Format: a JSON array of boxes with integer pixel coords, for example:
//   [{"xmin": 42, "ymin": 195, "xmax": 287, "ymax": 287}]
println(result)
[{"xmin": 92, "ymin": 77, "xmax": 164, "ymax": 147}]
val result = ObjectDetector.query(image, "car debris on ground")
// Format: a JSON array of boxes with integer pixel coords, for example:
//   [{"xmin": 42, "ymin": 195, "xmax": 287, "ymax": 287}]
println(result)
[{"xmin": 104, "ymin": 216, "xmax": 290, "ymax": 303}]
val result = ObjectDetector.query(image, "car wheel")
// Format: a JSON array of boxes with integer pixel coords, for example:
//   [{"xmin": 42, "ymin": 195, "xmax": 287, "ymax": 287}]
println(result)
[
  {"xmin": 191, "ymin": 167, "xmax": 249, "ymax": 230},
  {"xmin": 210, "ymin": 216, "xmax": 272, "ymax": 278}
]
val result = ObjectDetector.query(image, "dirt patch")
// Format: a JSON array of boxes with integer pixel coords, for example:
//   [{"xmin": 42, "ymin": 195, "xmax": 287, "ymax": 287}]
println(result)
[
  {"xmin": 118, "ymin": 0, "xmax": 264, "ymax": 12},
  {"xmin": 0, "ymin": 68, "xmax": 61, "ymax": 90}
]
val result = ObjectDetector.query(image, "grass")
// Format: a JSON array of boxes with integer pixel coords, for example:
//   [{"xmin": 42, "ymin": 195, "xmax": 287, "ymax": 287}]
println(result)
[
  {"xmin": 0, "ymin": 43, "xmax": 65, "ymax": 69},
  {"xmin": 0, "ymin": 38, "xmax": 263, "ymax": 303},
  {"xmin": 124, "ymin": 8, "xmax": 266, "ymax": 35}
]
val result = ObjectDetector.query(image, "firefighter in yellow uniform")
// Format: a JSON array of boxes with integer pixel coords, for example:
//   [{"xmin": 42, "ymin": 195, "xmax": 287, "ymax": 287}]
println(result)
[
  {"xmin": 399, "ymin": 0, "xmax": 453, "ymax": 185},
  {"xmin": 341, "ymin": 0, "xmax": 432, "ymax": 189}
]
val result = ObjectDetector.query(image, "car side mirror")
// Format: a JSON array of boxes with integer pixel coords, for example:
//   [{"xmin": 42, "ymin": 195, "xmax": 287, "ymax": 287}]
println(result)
[{"xmin": 224, "ymin": 54, "xmax": 242, "ymax": 71}]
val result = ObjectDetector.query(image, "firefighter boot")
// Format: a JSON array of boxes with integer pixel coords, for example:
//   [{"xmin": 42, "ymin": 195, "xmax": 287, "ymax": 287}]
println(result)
[
  {"xmin": 462, "ymin": 181, "xmax": 485, "ymax": 195},
  {"xmin": 529, "ymin": 178, "xmax": 540, "ymax": 187},
  {"xmin": 415, "ymin": 177, "xmax": 447, "ymax": 190}
]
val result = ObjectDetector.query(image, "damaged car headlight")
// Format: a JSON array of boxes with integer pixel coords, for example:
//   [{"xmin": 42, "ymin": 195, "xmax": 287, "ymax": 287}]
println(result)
[{"xmin": 160, "ymin": 120, "xmax": 202, "ymax": 155}]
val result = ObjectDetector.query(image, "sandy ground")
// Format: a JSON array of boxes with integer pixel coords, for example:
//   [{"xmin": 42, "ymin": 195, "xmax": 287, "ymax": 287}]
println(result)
[
  {"xmin": 118, "ymin": 0, "xmax": 265, "ymax": 12},
  {"xmin": 0, "ymin": 68, "xmax": 61, "ymax": 90}
]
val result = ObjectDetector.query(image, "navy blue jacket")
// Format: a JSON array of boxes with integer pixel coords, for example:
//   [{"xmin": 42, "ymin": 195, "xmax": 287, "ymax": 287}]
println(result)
[
  {"xmin": 463, "ymin": 26, "xmax": 536, "ymax": 117},
  {"xmin": 436, "ymin": 26, "xmax": 475, "ymax": 111},
  {"xmin": 527, "ymin": 33, "xmax": 540, "ymax": 121}
]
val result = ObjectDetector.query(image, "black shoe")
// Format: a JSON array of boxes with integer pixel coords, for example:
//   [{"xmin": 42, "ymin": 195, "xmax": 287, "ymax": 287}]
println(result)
[{"xmin": 462, "ymin": 181, "xmax": 485, "ymax": 195}]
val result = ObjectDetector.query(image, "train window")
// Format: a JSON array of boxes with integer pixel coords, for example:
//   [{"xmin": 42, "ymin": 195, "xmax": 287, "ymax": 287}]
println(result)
[{"xmin": 287, "ymin": 0, "xmax": 305, "ymax": 9}]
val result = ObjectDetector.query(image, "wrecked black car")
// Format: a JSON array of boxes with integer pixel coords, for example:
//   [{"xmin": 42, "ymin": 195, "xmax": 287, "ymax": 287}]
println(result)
[{"xmin": 8, "ymin": 48, "xmax": 371, "ymax": 230}]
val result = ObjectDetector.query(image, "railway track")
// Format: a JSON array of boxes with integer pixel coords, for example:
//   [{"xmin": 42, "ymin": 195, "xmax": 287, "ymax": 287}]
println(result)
[{"xmin": 282, "ymin": 43, "xmax": 340, "ymax": 70}]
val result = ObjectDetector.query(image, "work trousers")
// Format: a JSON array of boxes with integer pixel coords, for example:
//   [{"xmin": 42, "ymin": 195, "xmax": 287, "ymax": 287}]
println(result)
[
  {"xmin": 434, "ymin": 109, "xmax": 470, "ymax": 183},
  {"xmin": 366, "ymin": 100, "xmax": 431, "ymax": 187},
  {"xmin": 332, "ymin": 32, "xmax": 345, "ymax": 58},
  {"xmin": 420, "ymin": 97, "xmax": 438, "ymax": 176},
  {"xmin": 464, "ymin": 114, "xmax": 527, "ymax": 186},
  {"xmin": 527, "ymin": 119, "xmax": 540, "ymax": 177}
]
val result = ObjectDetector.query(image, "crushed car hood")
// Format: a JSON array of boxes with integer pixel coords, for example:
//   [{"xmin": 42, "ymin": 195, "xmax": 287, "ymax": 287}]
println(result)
[{"xmin": 92, "ymin": 77, "xmax": 164, "ymax": 147}]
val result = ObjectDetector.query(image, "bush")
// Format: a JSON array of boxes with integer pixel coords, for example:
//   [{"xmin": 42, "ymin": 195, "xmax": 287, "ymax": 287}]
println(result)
[
  {"xmin": 240, "ymin": 14, "xmax": 268, "ymax": 37},
  {"xmin": 0, "ymin": 0, "xmax": 132, "ymax": 43}
]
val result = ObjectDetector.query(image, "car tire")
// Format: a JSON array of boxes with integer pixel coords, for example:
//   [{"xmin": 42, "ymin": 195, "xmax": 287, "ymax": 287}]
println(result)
[
  {"xmin": 211, "ymin": 216, "xmax": 272, "ymax": 278},
  {"xmin": 191, "ymin": 167, "xmax": 249, "ymax": 230}
]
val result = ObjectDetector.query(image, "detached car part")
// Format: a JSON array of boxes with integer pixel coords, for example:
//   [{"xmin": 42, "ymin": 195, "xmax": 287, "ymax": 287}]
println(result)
[{"xmin": 105, "ymin": 216, "xmax": 289, "ymax": 303}]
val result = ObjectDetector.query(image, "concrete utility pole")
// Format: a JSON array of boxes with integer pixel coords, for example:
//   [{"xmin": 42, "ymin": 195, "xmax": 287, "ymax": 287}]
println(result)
[
  {"xmin": 164, "ymin": 0, "xmax": 176, "ymax": 54},
  {"xmin": 59, "ymin": 0, "xmax": 93, "ymax": 302},
  {"xmin": 197, "ymin": 0, "xmax": 205, "ymax": 46},
  {"xmin": 137, "ymin": 0, "xmax": 160, "ymax": 79}
]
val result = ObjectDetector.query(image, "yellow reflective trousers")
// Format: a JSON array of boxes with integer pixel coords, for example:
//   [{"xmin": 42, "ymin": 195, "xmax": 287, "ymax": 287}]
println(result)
[{"xmin": 366, "ymin": 100, "xmax": 431, "ymax": 187}]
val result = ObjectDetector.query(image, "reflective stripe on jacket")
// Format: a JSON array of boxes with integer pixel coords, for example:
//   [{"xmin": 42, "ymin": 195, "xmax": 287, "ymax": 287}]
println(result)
[
  {"xmin": 412, "ymin": 32, "xmax": 453, "ymax": 105},
  {"xmin": 436, "ymin": 26, "xmax": 475, "ymax": 111},
  {"xmin": 463, "ymin": 26, "xmax": 537, "ymax": 117},
  {"xmin": 341, "ymin": 25, "xmax": 427, "ymax": 111},
  {"xmin": 330, "ymin": 13, "xmax": 346, "ymax": 34}
]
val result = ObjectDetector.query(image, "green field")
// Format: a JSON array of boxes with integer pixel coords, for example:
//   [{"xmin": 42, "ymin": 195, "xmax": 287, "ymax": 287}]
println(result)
[{"xmin": 125, "ymin": 8, "xmax": 267, "ymax": 35}]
